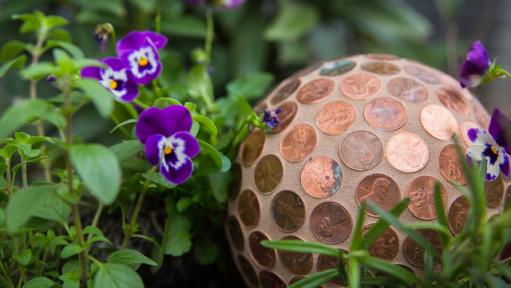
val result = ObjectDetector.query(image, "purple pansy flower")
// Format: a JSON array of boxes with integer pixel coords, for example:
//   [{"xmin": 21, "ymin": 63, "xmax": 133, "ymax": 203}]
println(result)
[
  {"xmin": 187, "ymin": 0, "xmax": 245, "ymax": 9},
  {"xmin": 81, "ymin": 57, "xmax": 138, "ymax": 102},
  {"xmin": 262, "ymin": 108, "xmax": 282, "ymax": 129},
  {"xmin": 467, "ymin": 109, "xmax": 511, "ymax": 181},
  {"xmin": 136, "ymin": 105, "xmax": 200, "ymax": 185},
  {"xmin": 460, "ymin": 41, "xmax": 491, "ymax": 88},
  {"xmin": 116, "ymin": 31, "xmax": 168, "ymax": 85}
]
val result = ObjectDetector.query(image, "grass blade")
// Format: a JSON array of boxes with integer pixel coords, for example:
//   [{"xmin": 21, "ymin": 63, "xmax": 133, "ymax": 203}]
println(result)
[
  {"xmin": 288, "ymin": 269, "xmax": 339, "ymax": 288},
  {"xmin": 433, "ymin": 181, "xmax": 450, "ymax": 246},
  {"xmin": 357, "ymin": 255, "xmax": 421, "ymax": 286},
  {"xmin": 350, "ymin": 203, "xmax": 366, "ymax": 250},
  {"xmin": 261, "ymin": 240, "xmax": 340, "ymax": 258}
]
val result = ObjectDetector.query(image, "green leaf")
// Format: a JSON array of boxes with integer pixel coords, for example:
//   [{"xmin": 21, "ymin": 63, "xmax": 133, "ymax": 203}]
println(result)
[
  {"xmin": 192, "ymin": 114, "xmax": 218, "ymax": 144},
  {"xmin": 15, "ymin": 249, "xmax": 32, "ymax": 265},
  {"xmin": 75, "ymin": 78, "xmax": 114, "ymax": 118},
  {"xmin": 265, "ymin": 0, "xmax": 318, "ymax": 42},
  {"xmin": 360, "ymin": 256, "xmax": 420, "ymax": 285},
  {"xmin": 153, "ymin": 97, "xmax": 182, "ymax": 108},
  {"xmin": 142, "ymin": 171, "xmax": 176, "ymax": 189},
  {"xmin": 289, "ymin": 269, "xmax": 339, "ymax": 288},
  {"xmin": 110, "ymin": 119, "xmax": 137, "ymax": 134},
  {"xmin": 6, "ymin": 184, "xmax": 57, "ymax": 231},
  {"xmin": 176, "ymin": 198, "xmax": 192, "ymax": 212},
  {"xmin": 107, "ymin": 249, "xmax": 157, "ymax": 268},
  {"xmin": 46, "ymin": 40, "xmax": 84, "ymax": 59},
  {"xmin": 20, "ymin": 62, "xmax": 57, "ymax": 79},
  {"xmin": 94, "ymin": 263, "xmax": 144, "ymax": 288},
  {"xmin": 187, "ymin": 64, "xmax": 214, "ymax": 109},
  {"xmin": 61, "ymin": 243, "xmax": 82, "ymax": 258},
  {"xmin": 45, "ymin": 15, "xmax": 69, "ymax": 29},
  {"xmin": 23, "ymin": 277, "xmax": 55, "ymax": 288},
  {"xmin": 0, "ymin": 55, "xmax": 27, "ymax": 78},
  {"xmin": 109, "ymin": 140, "xmax": 143, "ymax": 162},
  {"xmin": 162, "ymin": 214, "xmax": 192, "ymax": 256},
  {"xmin": 193, "ymin": 239, "xmax": 218, "ymax": 265},
  {"xmin": 70, "ymin": 144, "xmax": 121, "ymax": 205},
  {"xmin": 1, "ymin": 40, "xmax": 26, "ymax": 62},
  {"xmin": 434, "ymin": 182, "xmax": 450, "ymax": 245},
  {"xmin": 227, "ymin": 72, "xmax": 273, "ymax": 100},
  {"xmin": 161, "ymin": 16, "xmax": 207, "ymax": 38},
  {"xmin": 348, "ymin": 257, "xmax": 360, "ymax": 288},
  {"xmin": 198, "ymin": 140, "xmax": 230, "ymax": 171},
  {"xmin": 261, "ymin": 240, "xmax": 340, "ymax": 257},
  {"xmin": 32, "ymin": 189, "xmax": 70, "ymax": 226}
]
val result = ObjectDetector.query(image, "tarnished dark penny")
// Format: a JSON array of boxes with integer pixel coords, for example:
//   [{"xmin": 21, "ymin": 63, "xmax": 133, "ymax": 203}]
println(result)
[
  {"xmin": 278, "ymin": 236, "xmax": 313, "ymax": 275},
  {"xmin": 320, "ymin": 59, "xmax": 356, "ymax": 76},
  {"xmin": 406, "ymin": 176, "xmax": 447, "ymax": 220},
  {"xmin": 439, "ymin": 144, "xmax": 467, "ymax": 185},
  {"xmin": 366, "ymin": 53, "xmax": 400, "ymax": 61},
  {"xmin": 362, "ymin": 224, "xmax": 399, "ymax": 260},
  {"xmin": 238, "ymin": 190, "xmax": 260, "ymax": 227},
  {"xmin": 272, "ymin": 101, "xmax": 298, "ymax": 133},
  {"xmin": 226, "ymin": 216, "xmax": 244, "ymax": 251},
  {"xmin": 281, "ymin": 124, "xmax": 317, "ymax": 162},
  {"xmin": 297, "ymin": 78, "xmax": 334, "ymax": 104},
  {"xmin": 310, "ymin": 202, "xmax": 352, "ymax": 244},
  {"xmin": 254, "ymin": 155, "xmax": 283, "ymax": 194},
  {"xmin": 291, "ymin": 61, "xmax": 324, "ymax": 78},
  {"xmin": 361, "ymin": 61, "xmax": 400, "ymax": 75},
  {"xmin": 420, "ymin": 104, "xmax": 458, "ymax": 140},
  {"xmin": 249, "ymin": 231, "xmax": 276, "ymax": 268},
  {"xmin": 386, "ymin": 132, "xmax": 429, "ymax": 173},
  {"xmin": 271, "ymin": 78, "xmax": 301, "ymax": 104},
  {"xmin": 436, "ymin": 87, "xmax": 469, "ymax": 115},
  {"xmin": 300, "ymin": 156, "xmax": 342, "ymax": 199},
  {"xmin": 404, "ymin": 64, "xmax": 441, "ymax": 85},
  {"xmin": 271, "ymin": 190, "xmax": 305, "ymax": 232},
  {"xmin": 340, "ymin": 130, "xmax": 383, "ymax": 171},
  {"xmin": 317, "ymin": 254, "xmax": 345, "ymax": 286},
  {"xmin": 229, "ymin": 164, "xmax": 241, "ymax": 200},
  {"xmin": 241, "ymin": 130, "xmax": 266, "ymax": 166},
  {"xmin": 388, "ymin": 77, "xmax": 428, "ymax": 102},
  {"xmin": 356, "ymin": 174, "xmax": 401, "ymax": 217},
  {"xmin": 460, "ymin": 121, "xmax": 480, "ymax": 146},
  {"xmin": 485, "ymin": 176, "xmax": 504, "ymax": 208},
  {"xmin": 259, "ymin": 271, "xmax": 286, "ymax": 288},
  {"xmin": 289, "ymin": 277, "xmax": 304, "ymax": 285},
  {"xmin": 473, "ymin": 99, "xmax": 490, "ymax": 127},
  {"xmin": 340, "ymin": 72, "xmax": 382, "ymax": 100},
  {"xmin": 364, "ymin": 97, "xmax": 407, "ymax": 131},
  {"xmin": 237, "ymin": 255, "xmax": 259, "ymax": 286},
  {"xmin": 448, "ymin": 195, "xmax": 469, "ymax": 235},
  {"xmin": 403, "ymin": 229, "xmax": 442, "ymax": 268},
  {"xmin": 315, "ymin": 101, "xmax": 356, "ymax": 135}
]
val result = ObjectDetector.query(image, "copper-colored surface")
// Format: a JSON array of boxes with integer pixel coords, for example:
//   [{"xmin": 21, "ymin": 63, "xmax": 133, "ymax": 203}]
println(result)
[
  {"xmin": 361, "ymin": 61, "xmax": 400, "ymax": 75},
  {"xmin": 362, "ymin": 225, "xmax": 399, "ymax": 260},
  {"xmin": 317, "ymin": 254, "xmax": 345, "ymax": 286},
  {"xmin": 278, "ymin": 236, "xmax": 313, "ymax": 275},
  {"xmin": 249, "ymin": 231, "xmax": 276, "ymax": 268},
  {"xmin": 436, "ymin": 87, "xmax": 469, "ymax": 115},
  {"xmin": 364, "ymin": 97, "xmax": 407, "ymax": 131},
  {"xmin": 386, "ymin": 132, "xmax": 429, "ymax": 173},
  {"xmin": 448, "ymin": 196, "xmax": 469, "ymax": 235},
  {"xmin": 254, "ymin": 103, "xmax": 267, "ymax": 115},
  {"xmin": 403, "ymin": 64, "xmax": 441, "ymax": 85},
  {"xmin": 340, "ymin": 72, "xmax": 381, "ymax": 100},
  {"xmin": 310, "ymin": 202, "xmax": 352, "ymax": 244},
  {"xmin": 320, "ymin": 59, "xmax": 356, "ymax": 76},
  {"xmin": 229, "ymin": 164, "xmax": 242, "ymax": 200},
  {"xmin": 356, "ymin": 174, "xmax": 401, "ymax": 217},
  {"xmin": 439, "ymin": 144, "xmax": 467, "ymax": 185},
  {"xmin": 403, "ymin": 229, "xmax": 442, "ymax": 268},
  {"xmin": 460, "ymin": 121, "xmax": 480, "ymax": 146},
  {"xmin": 238, "ymin": 255, "xmax": 259, "ymax": 286},
  {"xmin": 505, "ymin": 185, "xmax": 511, "ymax": 209},
  {"xmin": 406, "ymin": 176, "xmax": 446, "ymax": 220},
  {"xmin": 340, "ymin": 130, "xmax": 383, "ymax": 171},
  {"xmin": 271, "ymin": 190, "xmax": 305, "ymax": 232},
  {"xmin": 388, "ymin": 77, "xmax": 428, "ymax": 103},
  {"xmin": 420, "ymin": 104, "xmax": 458, "ymax": 140},
  {"xmin": 238, "ymin": 189, "xmax": 260, "ymax": 227},
  {"xmin": 241, "ymin": 130, "xmax": 266, "ymax": 166},
  {"xmin": 297, "ymin": 78, "xmax": 334, "ymax": 104},
  {"xmin": 271, "ymin": 78, "xmax": 301, "ymax": 104},
  {"xmin": 485, "ymin": 176, "xmax": 504, "ymax": 208},
  {"xmin": 315, "ymin": 101, "xmax": 356, "ymax": 135},
  {"xmin": 281, "ymin": 124, "xmax": 317, "ymax": 162},
  {"xmin": 366, "ymin": 53, "xmax": 400, "ymax": 61},
  {"xmin": 473, "ymin": 99, "xmax": 490, "ymax": 127},
  {"xmin": 292, "ymin": 62, "xmax": 323, "ymax": 79},
  {"xmin": 227, "ymin": 216, "xmax": 244, "ymax": 251},
  {"xmin": 300, "ymin": 156, "xmax": 342, "ymax": 199},
  {"xmin": 272, "ymin": 101, "xmax": 298, "ymax": 134},
  {"xmin": 259, "ymin": 271, "xmax": 286, "ymax": 288},
  {"xmin": 254, "ymin": 155, "xmax": 283, "ymax": 194}
]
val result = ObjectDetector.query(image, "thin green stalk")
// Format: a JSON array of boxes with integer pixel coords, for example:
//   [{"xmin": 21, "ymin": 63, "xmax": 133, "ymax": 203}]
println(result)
[
  {"xmin": 0, "ymin": 261, "xmax": 14, "ymax": 288},
  {"xmin": 21, "ymin": 162, "xmax": 28, "ymax": 188},
  {"xmin": 86, "ymin": 203, "xmax": 103, "ymax": 244},
  {"xmin": 121, "ymin": 176, "xmax": 152, "ymax": 248},
  {"xmin": 5, "ymin": 160, "xmax": 12, "ymax": 196},
  {"xmin": 133, "ymin": 98, "xmax": 150, "ymax": 110},
  {"xmin": 155, "ymin": 1, "xmax": 161, "ymax": 34},
  {"xmin": 205, "ymin": 9, "xmax": 214, "ymax": 64}
]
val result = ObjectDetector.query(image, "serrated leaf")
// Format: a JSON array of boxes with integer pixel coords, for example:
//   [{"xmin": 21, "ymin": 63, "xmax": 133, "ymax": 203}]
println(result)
[
  {"xmin": 23, "ymin": 277, "xmax": 55, "ymax": 288},
  {"xmin": 142, "ymin": 171, "xmax": 176, "ymax": 189},
  {"xmin": 0, "ymin": 55, "xmax": 27, "ymax": 78},
  {"xmin": 107, "ymin": 249, "xmax": 157, "ymax": 267},
  {"xmin": 1, "ymin": 40, "xmax": 26, "ymax": 62},
  {"xmin": 109, "ymin": 140, "xmax": 142, "ymax": 162},
  {"xmin": 94, "ymin": 263, "xmax": 143, "ymax": 288},
  {"xmin": 32, "ymin": 190, "xmax": 70, "ymax": 226},
  {"xmin": 61, "ymin": 243, "xmax": 82, "ymax": 258},
  {"xmin": 75, "ymin": 78, "xmax": 114, "ymax": 118},
  {"xmin": 162, "ymin": 214, "xmax": 191, "ymax": 256},
  {"xmin": 15, "ymin": 249, "xmax": 32, "ymax": 265}
]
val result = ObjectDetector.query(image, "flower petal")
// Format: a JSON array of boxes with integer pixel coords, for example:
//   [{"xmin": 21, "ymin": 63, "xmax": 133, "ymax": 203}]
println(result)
[
  {"xmin": 145, "ymin": 134, "xmax": 165, "ymax": 165},
  {"xmin": 459, "ymin": 40, "xmax": 490, "ymax": 88},
  {"xmin": 172, "ymin": 131, "xmax": 200, "ymax": 158},
  {"xmin": 120, "ymin": 42, "xmax": 162, "ymax": 85},
  {"xmin": 117, "ymin": 31, "xmax": 168, "ymax": 54},
  {"xmin": 489, "ymin": 109, "xmax": 511, "ymax": 153},
  {"xmin": 135, "ymin": 105, "xmax": 192, "ymax": 143},
  {"xmin": 160, "ymin": 157, "xmax": 193, "ymax": 185},
  {"xmin": 500, "ymin": 153, "xmax": 510, "ymax": 177},
  {"xmin": 80, "ymin": 66, "xmax": 101, "ymax": 79},
  {"xmin": 467, "ymin": 144, "xmax": 485, "ymax": 161},
  {"xmin": 102, "ymin": 57, "xmax": 126, "ymax": 71},
  {"xmin": 485, "ymin": 158, "xmax": 500, "ymax": 181}
]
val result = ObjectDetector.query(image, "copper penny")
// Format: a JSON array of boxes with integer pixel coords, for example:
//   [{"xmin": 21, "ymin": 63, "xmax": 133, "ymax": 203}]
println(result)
[
  {"xmin": 404, "ymin": 64, "xmax": 441, "ymax": 85},
  {"xmin": 226, "ymin": 216, "xmax": 244, "ymax": 251},
  {"xmin": 366, "ymin": 53, "xmax": 400, "ymax": 61},
  {"xmin": 388, "ymin": 77, "xmax": 428, "ymax": 102},
  {"xmin": 473, "ymin": 99, "xmax": 490, "ymax": 127},
  {"xmin": 300, "ymin": 156, "xmax": 342, "ymax": 199},
  {"xmin": 403, "ymin": 229, "xmax": 442, "ymax": 268},
  {"xmin": 259, "ymin": 271, "xmax": 286, "ymax": 288},
  {"xmin": 448, "ymin": 195, "xmax": 469, "ymax": 235},
  {"xmin": 271, "ymin": 78, "xmax": 301, "ymax": 104},
  {"xmin": 317, "ymin": 254, "xmax": 345, "ymax": 286},
  {"xmin": 281, "ymin": 124, "xmax": 317, "ymax": 162},
  {"xmin": 340, "ymin": 72, "xmax": 382, "ymax": 100},
  {"xmin": 249, "ymin": 231, "xmax": 276, "ymax": 269},
  {"xmin": 241, "ymin": 130, "xmax": 266, "ymax": 166},
  {"xmin": 406, "ymin": 176, "xmax": 447, "ymax": 220},
  {"xmin": 485, "ymin": 176, "xmax": 504, "ymax": 208},
  {"xmin": 289, "ymin": 277, "xmax": 304, "ymax": 285},
  {"xmin": 320, "ymin": 59, "xmax": 356, "ymax": 76},
  {"xmin": 310, "ymin": 202, "xmax": 352, "ymax": 244},
  {"xmin": 439, "ymin": 144, "xmax": 467, "ymax": 185},
  {"xmin": 254, "ymin": 102, "xmax": 267, "ymax": 115},
  {"xmin": 272, "ymin": 101, "xmax": 298, "ymax": 133},
  {"xmin": 364, "ymin": 97, "xmax": 407, "ymax": 131},
  {"xmin": 271, "ymin": 190, "xmax": 305, "ymax": 232},
  {"xmin": 436, "ymin": 87, "xmax": 469, "ymax": 115},
  {"xmin": 315, "ymin": 101, "xmax": 356, "ymax": 135},
  {"xmin": 254, "ymin": 155, "xmax": 283, "ymax": 194},
  {"xmin": 229, "ymin": 164, "xmax": 241, "ymax": 200},
  {"xmin": 292, "ymin": 61, "xmax": 324, "ymax": 78},
  {"xmin": 238, "ymin": 189, "xmax": 260, "ymax": 227},
  {"xmin": 340, "ymin": 130, "xmax": 383, "ymax": 171},
  {"xmin": 278, "ymin": 236, "xmax": 313, "ymax": 275},
  {"xmin": 356, "ymin": 174, "xmax": 401, "ymax": 217},
  {"xmin": 237, "ymin": 255, "xmax": 259, "ymax": 286},
  {"xmin": 420, "ymin": 104, "xmax": 459, "ymax": 140},
  {"xmin": 386, "ymin": 132, "xmax": 429, "ymax": 173},
  {"xmin": 361, "ymin": 61, "xmax": 400, "ymax": 75},
  {"xmin": 460, "ymin": 121, "xmax": 481, "ymax": 146},
  {"xmin": 362, "ymin": 224, "xmax": 399, "ymax": 260},
  {"xmin": 297, "ymin": 78, "xmax": 334, "ymax": 104}
]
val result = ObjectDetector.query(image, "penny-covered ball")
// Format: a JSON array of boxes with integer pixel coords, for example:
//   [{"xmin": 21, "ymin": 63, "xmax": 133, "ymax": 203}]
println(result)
[{"xmin": 226, "ymin": 54, "xmax": 505, "ymax": 287}]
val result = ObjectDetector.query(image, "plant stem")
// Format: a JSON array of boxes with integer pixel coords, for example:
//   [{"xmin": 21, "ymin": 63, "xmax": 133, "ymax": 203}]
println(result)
[
  {"xmin": 86, "ymin": 203, "xmax": 103, "ymax": 244},
  {"xmin": 121, "ymin": 178, "xmax": 151, "ymax": 248},
  {"xmin": 21, "ymin": 162, "xmax": 28, "ymax": 188},
  {"xmin": 205, "ymin": 9, "xmax": 214, "ymax": 64},
  {"xmin": 5, "ymin": 160, "xmax": 12, "ymax": 196}
]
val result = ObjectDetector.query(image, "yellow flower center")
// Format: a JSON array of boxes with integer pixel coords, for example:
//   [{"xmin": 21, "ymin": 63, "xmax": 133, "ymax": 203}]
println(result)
[
  {"xmin": 491, "ymin": 145, "xmax": 498, "ymax": 155},
  {"xmin": 109, "ymin": 80, "xmax": 118, "ymax": 89},
  {"xmin": 164, "ymin": 145, "xmax": 173, "ymax": 155},
  {"xmin": 138, "ymin": 57, "xmax": 149, "ymax": 67}
]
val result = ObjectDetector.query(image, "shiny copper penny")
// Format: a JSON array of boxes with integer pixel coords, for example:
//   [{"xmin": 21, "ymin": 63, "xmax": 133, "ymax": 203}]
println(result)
[
  {"xmin": 439, "ymin": 144, "xmax": 467, "ymax": 185},
  {"xmin": 238, "ymin": 190, "xmax": 260, "ymax": 227},
  {"xmin": 460, "ymin": 121, "xmax": 480, "ymax": 146},
  {"xmin": 485, "ymin": 176, "xmax": 504, "ymax": 208},
  {"xmin": 315, "ymin": 101, "xmax": 356, "ymax": 135},
  {"xmin": 406, "ymin": 176, "xmax": 447, "ymax": 220},
  {"xmin": 229, "ymin": 164, "xmax": 241, "ymax": 200},
  {"xmin": 300, "ymin": 156, "xmax": 342, "ymax": 199},
  {"xmin": 340, "ymin": 72, "xmax": 382, "ymax": 100},
  {"xmin": 473, "ymin": 99, "xmax": 490, "ymax": 127},
  {"xmin": 278, "ymin": 236, "xmax": 313, "ymax": 275},
  {"xmin": 271, "ymin": 190, "xmax": 305, "ymax": 232},
  {"xmin": 227, "ymin": 216, "xmax": 244, "ymax": 251},
  {"xmin": 361, "ymin": 61, "xmax": 401, "ymax": 75},
  {"xmin": 420, "ymin": 104, "xmax": 459, "ymax": 140},
  {"xmin": 241, "ymin": 130, "xmax": 266, "ymax": 166},
  {"xmin": 310, "ymin": 202, "xmax": 352, "ymax": 244},
  {"xmin": 340, "ymin": 130, "xmax": 383, "ymax": 171},
  {"xmin": 281, "ymin": 124, "xmax": 317, "ymax": 162},
  {"xmin": 272, "ymin": 101, "xmax": 298, "ymax": 134},
  {"xmin": 249, "ymin": 231, "xmax": 276, "ymax": 269},
  {"xmin": 292, "ymin": 61, "xmax": 324, "ymax": 78},
  {"xmin": 386, "ymin": 132, "xmax": 429, "ymax": 173},
  {"xmin": 366, "ymin": 53, "xmax": 400, "ymax": 61},
  {"xmin": 448, "ymin": 195, "xmax": 469, "ymax": 235},
  {"xmin": 317, "ymin": 254, "xmax": 345, "ymax": 286},
  {"xmin": 259, "ymin": 271, "xmax": 286, "ymax": 288},
  {"xmin": 364, "ymin": 97, "xmax": 407, "ymax": 131},
  {"xmin": 320, "ymin": 59, "xmax": 356, "ymax": 76},
  {"xmin": 297, "ymin": 78, "xmax": 334, "ymax": 104},
  {"xmin": 237, "ymin": 255, "xmax": 259, "ymax": 286},
  {"xmin": 362, "ymin": 224, "xmax": 399, "ymax": 260},
  {"xmin": 356, "ymin": 174, "xmax": 401, "ymax": 217},
  {"xmin": 271, "ymin": 78, "xmax": 301, "ymax": 104},
  {"xmin": 404, "ymin": 64, "xmax": 441, "ymax": 85},
  {"xmin": 436, "ymin": 87, "xmax": 469, "ymax": 115},
  {"xmin": 388, "ymin": 77, "xmax": 428, "ymax": 103},
  {"xmin": 403, "ymin": 229, "xmax": 442, "ymax": 268},
  {"xmin": 254, "ymin": 155, "xmax": 283, "ymax": 194}
]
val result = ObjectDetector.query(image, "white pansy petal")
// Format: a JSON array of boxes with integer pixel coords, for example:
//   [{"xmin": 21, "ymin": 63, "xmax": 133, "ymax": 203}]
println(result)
[{"xmin": 467, "ymin": 144, "xmax": 485, "ymax": 161}]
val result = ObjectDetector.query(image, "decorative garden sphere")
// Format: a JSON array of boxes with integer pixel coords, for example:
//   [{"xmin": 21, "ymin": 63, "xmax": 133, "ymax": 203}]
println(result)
[{"xmin": 226, "ymin": 54, "xmax": 505, "ymax": 287}]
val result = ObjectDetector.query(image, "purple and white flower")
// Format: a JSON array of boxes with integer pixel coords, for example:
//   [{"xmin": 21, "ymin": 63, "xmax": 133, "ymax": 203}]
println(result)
[
  {"xmin": 460, "ymin": 41, "xmax": 491, "ymax": 88},
  {"xmin": 81, "ymin": 57, "xmax": 138, "ymax": 102},
  {"xmin": 136, "ymin": 105, "xmax": 200, "ymax": 185},
  {"xmin": 262, "ymin": 108, "xmax": 282, "ymax": 129},
  {"xmin": 187, "ymin": 0, "xmax": 245, "ymax": 9}
]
